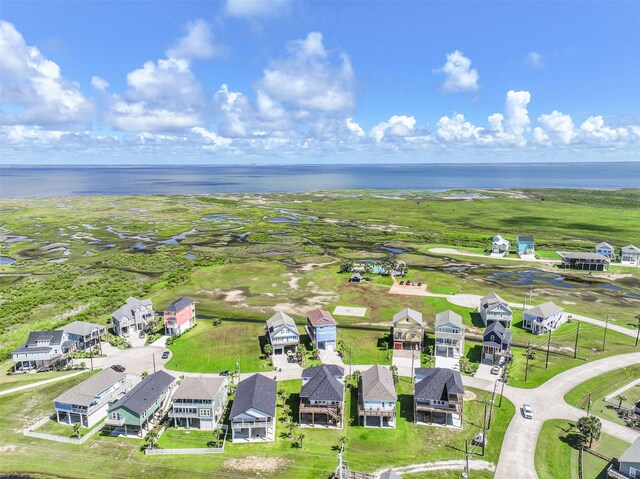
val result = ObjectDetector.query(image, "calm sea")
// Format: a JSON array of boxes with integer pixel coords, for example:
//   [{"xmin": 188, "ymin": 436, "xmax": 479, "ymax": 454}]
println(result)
[{"xmin": 1, "ymin": 163, "xmax": 639, "ymax": 198}]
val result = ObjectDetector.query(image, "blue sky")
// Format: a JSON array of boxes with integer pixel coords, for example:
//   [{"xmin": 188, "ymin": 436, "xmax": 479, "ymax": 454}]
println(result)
[{"xmin": 1, "ymin": 0, "xmax": 639, "ymax": 164}]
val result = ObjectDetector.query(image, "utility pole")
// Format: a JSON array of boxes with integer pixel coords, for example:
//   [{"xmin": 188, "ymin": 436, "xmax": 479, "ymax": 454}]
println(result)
[
  {"xmin": 545, "ymin": 328, "xmax": 551, "ymax": 369},
  {"xmin": 482, "ymin": 400, "xmax": 488, "ymax": 456},
  {"xmin": 411, "ymin": 350, "xmax": 415, "ymax": 383},
  {"xmin": 574, "ymin": 321, "xmax": 581, "ymax": 359},
  {"xmin": 523, "ymin": 293, "xmax": 526, "ymax": 311},
  {"xmin": 89, "ymin": 346, "xmax": 94, "ymax": 371},
  {"xmin": 499, "ymin": 368, "xmax": 508, "ymax": 407},
  {"xmin": 603, "ymin": 315, "xmax": 609, "ymax": 352},
  {"xmin": 636, "ymin": 316, "xmax": 640, "ymax": 348},
  {"xmin": 487, "ymin": 380, "xmax": 497, "ymax": 429},
  {"xmin": 587, "ymin": 393, "xmax": 592, "ymax": 417},
  {"xmin": 464, "ymin": 439, "xmax": 470, "ymax": 478},
  {"xmin": 152, "ymin": 353, "xmax": 156, "ymax": 373},
  {"xmin": 525, "ymin": 340, "xmax": 531, "ymax": 382}
]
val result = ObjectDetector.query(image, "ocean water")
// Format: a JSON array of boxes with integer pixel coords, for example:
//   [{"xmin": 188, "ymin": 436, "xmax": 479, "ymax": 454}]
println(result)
[{"xmin": 0, "ymin": 163, "xmax": 639, "ymax": 198}]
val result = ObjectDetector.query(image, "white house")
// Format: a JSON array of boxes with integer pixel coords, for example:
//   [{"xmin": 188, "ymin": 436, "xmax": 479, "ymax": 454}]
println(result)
[
  {"xmin": 12, "ymin": 330, "xmax": 76, "ymax": 371},
  {"xmin": 523, "ymin": 302, "xmax": 565, "ymax": 334},
  {"xmin": 491, "ymin": 235, "xmax": 510, "ymax": 255},
  {"xmin": 266, "ymin": 312, "xmax": 300, "ymax": 355},
  {"xmin": 595, "ymin": 242, "xmax": 615, "ymax": 260},
  {"xmin": 111, "ymin": 297, "xmax": 154, "ymax": 337},
  {"xmin": 621, "ymin": 245, "xmax": 640, "ymax": 267},
  {"xmin": 358, "ymin": 365, "xmax": 397, "ymax": 428},
  {"xmin": 230, "ymin": 374, "xmax": 276, "ymax": 442},
  {"xmin": 479, "ymin": 292, "xmax": 513, "ymax": 328},
  {"xmin": 54, "ymin": 368, "xmax": 129, "ymax": 428},
  {"xmin": 434, "ymin": 310, "xmax": 465, "ymax": 361}
]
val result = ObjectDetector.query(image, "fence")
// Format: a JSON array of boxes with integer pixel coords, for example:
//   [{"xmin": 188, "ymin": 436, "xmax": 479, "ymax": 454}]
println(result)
[
  {"xmin": 144, "ymin": 425, "xmax": 228, "ymax": 455},
  {"xmin": 23, "ymin": 416, "xmax": 105, "ymax": 445}
]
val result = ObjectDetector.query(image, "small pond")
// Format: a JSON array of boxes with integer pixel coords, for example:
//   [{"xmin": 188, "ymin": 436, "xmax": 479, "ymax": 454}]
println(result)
[
  {"xmin": 159, "ymin": 229, "xmax": 198, "ymax": 245},
  {"xmin": 268, "ymin": 217, "xmax": 299, "ymax": 223},
  {"xmin": 184, "ymin": 253, "xmax": 198, "ymax": 259},
  {"xmin": 50, "ymin": 258, "xmax": 68, "ymax": 263},
  {"xmin": 0, "ymin": 256, "xmax": 17, "ymax": 265}
]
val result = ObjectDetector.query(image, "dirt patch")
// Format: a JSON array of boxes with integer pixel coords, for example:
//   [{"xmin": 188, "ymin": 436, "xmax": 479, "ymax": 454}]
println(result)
[
  {"xmin": 300, "ymin": 260, "xmax": 338, "ymax": 272},
  {"xmin": 223, "ymin": 456, "xmax": 291, "ymax": 475},
  {"xmin": 197, "ymin": 289, "xmax": 247, "ymax": 303},
  {"xmin": 287, "ymin": 273, "xmax": 300, "ymax": 289},
  {"xmin": 464, "ymin": 391, "xmax": 477, "ymax": 401},
  {"xmin": 0, "ymin": 444, "xmax": 17, "ymax": 453}
]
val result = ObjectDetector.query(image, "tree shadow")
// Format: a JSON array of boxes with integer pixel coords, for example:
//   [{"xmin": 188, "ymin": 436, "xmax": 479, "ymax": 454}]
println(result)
[
  {"xmin": 377, "ymin": 333, "xmax": 393, "ymax": 350},
  {"xmin": 559, "ymin": 431, "xmax": 583, "ymax": 450},
  {"xmin": 466, "ymin": 345, "xmax": 482, "ymax": 363},
  {"xmin": 349, "ymin": 386, "xmax": 359, "ymax": 425},
  {"xmin": 399, "ymin": 393, "xmax": 414, "ymax": 422},
  {"xmin": 470, "ymin": 312, "xmax": 485, "ymax": 328}
]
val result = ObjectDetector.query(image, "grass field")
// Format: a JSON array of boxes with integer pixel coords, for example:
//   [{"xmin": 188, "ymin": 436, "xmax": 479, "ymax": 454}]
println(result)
[
  {"xmin": 0, "ymin": 371, "xmax": 515, "ymax": 479},
  {"xmin": 0, "ymin": 360, "xmax": 81, "ymax": 392},
  {"xmin": 535, "ymin": 419, "xmax": 630, "ymax": 479},
  {"xmin": 564, "ymin": 364, "xmax": 640, "ymax": 425}
]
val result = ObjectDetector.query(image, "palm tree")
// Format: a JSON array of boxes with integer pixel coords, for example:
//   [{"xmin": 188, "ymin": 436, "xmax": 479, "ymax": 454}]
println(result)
[
  {"xmin": 617, "ymin": 394, "xmax": 627, "ymax": 410},
  {"xmin": 389, "ymin": 365, "xmax": 399, "ymax": 385},
  {"xmin": 295, "ymin": 344, "xmax": 306, "ymax": 365},
  {"xmin": 577, "ymin": 416, "xmax": 602, "ymax": 448},
  {"xmin": 72, "ymin": 422, "xmax": 82, "ymax": 439},
  {"xmin": 278, "ymin": 387, "xmax": 287, "ymax": 408},
  {"xmin": 145, "ymin": 429, "xmax": 159, "ymax": 448},
  {"xmin": 264, "ymin": 344, "xmax": 273, "ymax": 358},
  {"xmin": 288, "ymin": 422, "xmax": 297, "ymax": 440},
  {"xmin": 141, "ymin": 371, "xmax": 149, "ymax": 379},
  {"xmin": 338, "ymin": 435, "xmax": 348, "ymax": 452},
  {"xmin": 298, "ymin": 432, "xmax": 306, "ymax": 449}
]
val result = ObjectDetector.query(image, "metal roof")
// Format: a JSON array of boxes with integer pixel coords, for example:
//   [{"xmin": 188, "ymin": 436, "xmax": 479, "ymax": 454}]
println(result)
[
  {"xmin": 360, "ymin": 365, "xmax": 397, "ymax": 402},
  {"xmin": 392, "ymin": 308, "xmax": 423, "ymax": 326},
  {"xmin": 619, "ymin": 437, "xmax": 640, "ymax": 464},
  {"xmin": 230, "ymin": 374, "xmax": 277, "ymax": 418},
  {"xmin": 55, "ymin": 368, "xmax": 125, "ymax": 407},
  {"xmin": 379, "ymin": 470, "xmax": 401, "ymax": 479},
  {"xmin": 595, "ymin": 242, "xmax": 613, "ymax": 250},
  {"xmin": 109, "ymin": 370, "xmax": 174, "ymax": 416},
  {"xmin": 517, "ymin": 236, "xmax": 534, "ymax": 242},
  {"xmin": 562, "ymin": 252, "xmax": 610, "ymax": 261},
  {"xmin": 266, "ymin": 311, "xmax": 300, "ymax": 336},
  {"xmin": 435, "ymin": 310, "xmax": 463, "ymax": 328},
  {"xmin": 56, "ymin": 321, "xmax": 106, "ymax": 337}
]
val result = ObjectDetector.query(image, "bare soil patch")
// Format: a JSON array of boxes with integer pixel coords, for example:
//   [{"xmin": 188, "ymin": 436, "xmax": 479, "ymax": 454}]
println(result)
[
  {"xmin": 464, "ymin": 391, "xmax": 477, "ymax": 401},
  {"xmin": 223, "ymin": 456, "xmax": 291, "ymax": 475}
]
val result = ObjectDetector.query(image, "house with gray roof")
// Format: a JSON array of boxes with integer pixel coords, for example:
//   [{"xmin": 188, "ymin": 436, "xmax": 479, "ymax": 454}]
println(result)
[
  {"xmin": 621, "ymin": 245, "xmax": 640, "ymax": 267},
  {"xmin": 523, "ymin": 301, "xmax": 565, "ymax": 334},
  {"xmin": 358, "ymin": 365, "xmax": 397, "ymax": 428},
  {"xmin": 414, "ymin": 368, "xmax": 464, "ymax": 428},
  {"xmin": 56, "ymin": 321, "xmax": 107, "ymax": 351},
  {"xmin": 54, "ymin": 368, "xmax": 128, "ymax": 428},
  {"xmin": 12, "ymin": 330, "xmax": 76, "ymax": 372},
  {"xmin": 299, "ymin": 365, "xmax": 345, "ymax": 428},
  {"xmin": 596, "ymin": 242, "xmax": 615, "ymax": 260},
  {"xmin": 561, "ymin": 252, "xmax": 611, "ymax": 271},
  {"xmin": 434, "ymin": 310, "xmax": 465, "ymax": 363},
  {"xmin": 482, "ymin": 321, "xmax": 512, "ymax": 365},
  {"xmin": 111, "ymin": 297, "xmax": 154, "ymax": 337},
  {"xmin": 491, "ymin": 235, "xmax": 510, "ymax": 256},
  {"xmin": 230, "ymin": 374, "xmax": 277, "ymax": 442},
  {"xmin": 266, "ymin": 311, "xmax": 300, "ymax": 355},
  {"xmin": 609, "ymin": 437, "xmax": 640, "ymax": 478},
  {"xmin": 163, "ymin": 296, "xmax": 196, "ymax": 337},
  {"xmin": 392, "ymin": 307, "xmax": 424, "ymax": 351},
  {"xmin": 479, "ymin": 292, "xmax": 513, "ymax": 328},
  {"xmin": 169, "ymin": 376, "xmax": 228, "ymax": 430},
  {"xmin": 379, "ymin": 470, "xmax": 401, "ymax": 479},
  {"xmin": 105, "ymin": 370, "xmax": 175, "ymax": 437}
]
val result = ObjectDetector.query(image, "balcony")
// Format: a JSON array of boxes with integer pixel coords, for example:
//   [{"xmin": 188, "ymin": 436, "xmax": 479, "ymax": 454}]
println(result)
[
  {"xmin": 415, "ymin": 402, "xmax": 462, "ymax": 414},
  {"xmin": 169, "ymin": 410, "xmax": 199, "ymax": 418},
  {"xmin": 231, "ymin": 418, "xmax": 272, "ymax": 428},
  {"xmin": 358, "ymin": 406, "xmax": 396, "ymax": 417},
  {"xmin": 105, "ymin": 416, "xmax": 125, "ymax": 427},
  {"xmin": 299, "ymin": 400, "xmax": 342, "ymax": 415}
]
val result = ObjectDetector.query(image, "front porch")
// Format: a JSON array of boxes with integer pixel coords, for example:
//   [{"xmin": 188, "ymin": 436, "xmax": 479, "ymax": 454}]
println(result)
[
  {"xmin": 231, "ymin": 421, "xmax": 274, "ymax": 442},
  {"xmin": 414, "ymin": 403, "xmax": 462, "ymax": 429},
  {"xmin": 358, "ymin": 407, "xmax": 396, "ymax": 428},
  {"xmin": 299, "ymin": 401, "xmax": 343, "ymax": 428}
]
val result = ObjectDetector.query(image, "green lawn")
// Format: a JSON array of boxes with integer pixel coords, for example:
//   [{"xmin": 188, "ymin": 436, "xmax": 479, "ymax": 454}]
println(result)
[
  {"xmin": 35, "ymin": 417, "xmax": 102, "ymax": 436},
  {"xmin": 0, "ymin": 362, "xmax": 80, "ymax": 392},
  {"xmin": 156, "ymin": 428, "xmax": 224, "ymax": 449},
  {"xmin": 564, "ymin": 364, "xmax": 640, "ymax": 425},
  {"xmin": 339, "ymin": 327, "xmax": 392, "ymax": 365},
  {"xmin": 535, "ymin": 419, "xmax": 630, "ymax": 479},
  {"xmin": 402, "ymin": 470, "xmax": 495, "ymax": 479}
]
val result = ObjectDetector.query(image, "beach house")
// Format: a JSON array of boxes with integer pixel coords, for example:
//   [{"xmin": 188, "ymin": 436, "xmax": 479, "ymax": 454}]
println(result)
[
  {"xmin": 491, "ymin": 235, "xmax": 510, "ymax": 255},
  {"xmin": 164, "ymin": 296, "xmax": 196, "ymax": 336},
  {"xmin": 56, "ymin": 321, "xmax": 107, "ymax": 352},
  {"xmin": 169, "ymin": 376, "xmax": 228, "ymax": 430},
  {"xmin": 434, "ymin": 310, "xmax": 465, "ymax": 362},
  {"xmin": 12, "ymin": 330, "xmax": 76, "ymax": 372},
  {"xmin": 482, "ymin": 322, "xmax": 512, "ymax": 365},
  {"xmin": 230, "ymin": 374, "xmax": 277, "ymax": 442},
  {"xmin": 299, "ymin": 365, "xmax": 345, "ymax": 428},
  {"xmin": 358, "ymin": 365, "xmax": 397, "ymax": 428},
  {"xmin": 479, "ymin": 292, "xmax": 513, "ymax": 328},
  {"xmin": 523, "ymin": 302, "xmax": 565, "ymax": 334},
  {"xmin": 266, "ymin": 311, "xmax": 300, "ymax": 355},
  {"xmin": 54, "ymin": 368, "xmax": 128, "ymax": 428},
  {"xmin": 516, "ymin": 236, "xmax": 535, "ymax": 257},
  {"xmin": 111, "ymin": 297, "xmax": 154, "ymax": 337},
  {"xmin": 413, "ymin": 368, "xmax": 464, "ymax": 428},
  {"xmin": 621, "ymin": 245, "xmax": 640, "ymax": 267},
  {"xmin": 595, "ymin": 242, "xmax": 615, "ymax": 260},
  {"xmin": 392, "ymin": 308, "xmax": 424, "ymax": 351},
  {"xmin": 105, "ymin": 370, "xmax": 175, "ymax": 437},
  {"xmin": 306, "ymin": 308, "xmax": 337, "ymax": 351}
]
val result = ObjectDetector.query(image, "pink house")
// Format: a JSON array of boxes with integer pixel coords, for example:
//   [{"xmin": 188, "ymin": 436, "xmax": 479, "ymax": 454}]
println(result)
[{"xmin": 164, "ymin": 297, "xmax": 196, "ymax": 336}]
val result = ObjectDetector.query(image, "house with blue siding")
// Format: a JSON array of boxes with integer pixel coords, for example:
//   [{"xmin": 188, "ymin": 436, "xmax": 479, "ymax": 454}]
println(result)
[
  {"xmin": 516, "ymin": 236, "xmax": 535, "ymax": 257},
  {"xmin": 54, "ymin": 368, "xmax": 129, "ymax": 428},
  {"xmin": 595, "ymin": 242, "xmax": 615, "ymax": 260},
  {"xmin": 358, "ymin": 365, "xmax": 397, "ymax": 428},
  {"xmin": 306, "ymin": 308, "xmax": 337, "ymax": 350},
  {"xmin": 482, "ymin": 322, "xmax": 512, "ymax": 365}
]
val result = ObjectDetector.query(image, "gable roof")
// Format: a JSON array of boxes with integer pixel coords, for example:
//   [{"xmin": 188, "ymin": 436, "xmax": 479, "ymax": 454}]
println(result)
[
  {"xmin": 619, "ymin": 437, "xmax": 640, "ymax": 464},
  {"xmin": 526, "ymin": 301, "xmax": 563, "ymax": 319},
  {"xmin": 517, "ymin": 236, "xmax": 534, "ymax": 243},
  {"xmin": 492, "ymin": 235, "xmax": 509, "ymax": 245},
  {"xmin": 360, "ymin": 365, "xmax": 396, "ymax": 402},
  {"xmin": 483, "ymin": 321, "xmax": 512, "ymax": 348},
  {"xmin": 622, "ymin": 244, "xmax": 640, "ymax": 254},
  {"xmin": 595, "ymin": 242, "xmax": 613, "ymax": 250},
  {"xmin": 14, "ymin": 330, "xmax": 70, "ymax": 354},
  {"xmin": 392, "ymin": 308, "xmax": 423, "ymax": 326},
  {"xmin": 435, "ymin": 310, "xmax": 463, "ymax": 329},
  {"xmin": 414, "ymin": 368, "xmax": 464, "ymax": 402},
  {"xmin": 480, "ymin": 292, "xmax": 511, "ymax": 312},
  {"xmin": 266, "ymin": 311, "xmax": 300, "ymax": 336},
  {"xmin": 302, "ymin": 364, "xmax": 344, "ymax": 379},
  {"xmin": 56, "ymin": 321, "xmax": 106, "ymax": 337},
  {"xmin": 172, "ymin": 376, "xmax": 226, "ymax": 401},
  {"xmin": 165, "ymin": 296, "xmax": 194, "ymax": 313},
  {"xmin": 379, "ymin": 470, "xmax": 402, "ymax": 479},
  {"xmin": 230, "ymin": 374, "xmax": 277, "ymax": 418},
  {"xmin": 562, "ymin": 252, "xmax": 610, "ymax": 262},
  {"xmin": 306, "ymin": 308, "xmax": 336, "ymax": 327},
  {"xmin": 112, "ymin": 297, "xmax": 152, "ymax": 321},
  {"xmin": 300, "ymin": 365, "xmax": 344, "ymax": 402},
  {"xmin": 55, "ymin": 368, "xmax": 125, "ymax": 407},
  {"xmin": 109, "ymin": 370, "xmax": 174, "ymax": 416}
]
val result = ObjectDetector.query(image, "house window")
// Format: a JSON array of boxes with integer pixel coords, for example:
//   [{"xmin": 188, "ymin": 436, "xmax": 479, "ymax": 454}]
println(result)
[{"xmin": 199, "ymin": 409, "xmax": 211, "ymax": 417}]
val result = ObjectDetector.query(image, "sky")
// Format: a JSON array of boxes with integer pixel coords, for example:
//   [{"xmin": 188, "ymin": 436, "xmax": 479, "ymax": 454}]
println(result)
[{"xmin": 1, "ymin": 0, "xmax": 639, "ymax": 165}]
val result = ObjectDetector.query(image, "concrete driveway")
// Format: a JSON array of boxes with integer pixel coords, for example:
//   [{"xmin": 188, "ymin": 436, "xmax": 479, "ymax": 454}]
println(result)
[
  {"xmin": 392, "ymin": 350, "xmax": 419, "ymax": 377},
  {"xmin": 93, "ymin": 344, "xmax": 170, "ymax": 377}
]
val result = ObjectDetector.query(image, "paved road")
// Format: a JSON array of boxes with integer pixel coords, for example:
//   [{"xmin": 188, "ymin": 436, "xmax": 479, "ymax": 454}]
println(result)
[
  {"xmin": 429, "ymin": 247, "xmax": 559, "ymax": 264},
  {"xmin": 0, "ymin": 370, "xmax": 88, "ymax": 397}
]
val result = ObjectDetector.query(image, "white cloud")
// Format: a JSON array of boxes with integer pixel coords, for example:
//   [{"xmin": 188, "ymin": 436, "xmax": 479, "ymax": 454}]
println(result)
[
  {"xmin": 0, "ymin": 20, "xmax": 92, "ymax": 126},
  {"xmin": 501, "ymin": 90, "xmax": 531, "ymax": 145},
  {"xmin": 225, "ymin": 0, "xmax": 290, "ymax": 18},
  {"xmin": 535, "ymin": 111, "xmax": 576, "ymax": 144},
  {"xmin": 436, "ymin": 50, "xmax": 479, "ymax": 93},
  {"xmin": 5, "ymin": 125, "xmax": 67, "ymax": 143},
  {"xmin": 436, "ymin": 113, "xmax": 483, "ymax": 142},
  {"xmin": 107, "ymin": 20, "xmax": 214, "ymax": 132},
  {"xmin": 91, "ymin": 76, "xmax": 109, "ymax": 91},
  {"xmin": 345, "ymin": 117, "xmax": 365, "ymax": 137},
  {"xmin": 371, "ymin": 115, "xmax": 416, "ymax": 142},
  {"xmin": 525, "ymin": 51, "xmax": 544, "ymax": 68},
  {"xmin": 191, "ymin": 126, "xmax": 233, "ymax": 148},
  {"xmin": 579, "ymin": 115, "xmax": 629, "ymax": 142}
]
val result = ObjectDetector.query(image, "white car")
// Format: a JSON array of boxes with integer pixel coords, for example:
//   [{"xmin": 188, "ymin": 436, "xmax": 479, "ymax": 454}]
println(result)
[{"xmin": 523, "ymin": 404, "xmax": 534, "ymax": 419}]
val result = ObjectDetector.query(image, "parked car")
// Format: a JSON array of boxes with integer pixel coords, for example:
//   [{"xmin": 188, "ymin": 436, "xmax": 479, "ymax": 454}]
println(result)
[
  {"xmin": 111, "ymin": 364, "xmax": 126, "ymax": 373},
  {"xmin": 417, "ymin": 282, "xmax": 422, "ymax": 286},
  {"xmin": 161, "ymin": 351, "xmax": 170, "ymax": 359},
  {"xmin": 399, "ymin": 281, "xmax": 404, "ymax": 285},
  {"xmin": 219, "ymin": 370, "xmax": 232, "ymax": 376},
  {"xmin": 522, "ymin": 404, "xmax": 534, "ymax": 419},
  {"xmin": 491, "ymin": 365, "xmax": 501, "ymax": 375},
  {"xmin": 138, "ymin": 331, "xmax": 146, "ymax": 339}
]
